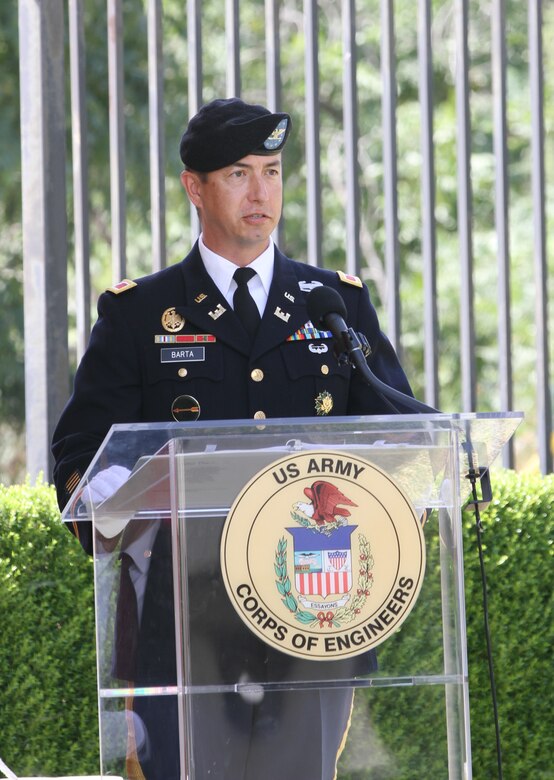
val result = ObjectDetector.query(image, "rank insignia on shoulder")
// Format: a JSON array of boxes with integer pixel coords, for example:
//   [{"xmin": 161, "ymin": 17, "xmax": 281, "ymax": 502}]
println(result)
[
  {"xmin": 337, "ymin": 270, "xmax": 362, "ymax": 288},
  {"xmin": 106, "ymin": 278, "xmax": 137, "ymax": 295}
]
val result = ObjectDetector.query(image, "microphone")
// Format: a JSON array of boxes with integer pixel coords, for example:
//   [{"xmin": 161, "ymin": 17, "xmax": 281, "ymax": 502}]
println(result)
[
  {"xmin": 306, "ymin": 285, "xmax": 360, "ymax": 359},
  {"xmin": 307, "ymin": 285, "xmax": 440, "ymax": 414}
]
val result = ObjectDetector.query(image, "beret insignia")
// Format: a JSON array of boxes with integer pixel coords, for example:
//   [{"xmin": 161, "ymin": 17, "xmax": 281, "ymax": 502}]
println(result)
[{"xmin": 263, "ymin": 118, "xmax": 289, "ymax": 150}]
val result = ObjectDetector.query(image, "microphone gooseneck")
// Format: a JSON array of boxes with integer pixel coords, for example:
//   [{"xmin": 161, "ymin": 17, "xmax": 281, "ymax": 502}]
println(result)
[{"xmin": 307, "ymin": 284, "xmax": 440, "ymax": 415}]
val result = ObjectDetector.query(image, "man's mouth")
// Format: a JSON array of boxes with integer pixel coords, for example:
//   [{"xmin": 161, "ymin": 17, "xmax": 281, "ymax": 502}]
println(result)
[{"xmin": 244, "ymin": 213, "xmax": 269, "ymax": 221}]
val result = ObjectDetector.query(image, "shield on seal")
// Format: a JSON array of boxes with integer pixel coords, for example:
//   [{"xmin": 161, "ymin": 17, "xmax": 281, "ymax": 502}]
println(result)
[{"xmin": 287, "ymin": 525, "xmax": 356, "ymax": 599}]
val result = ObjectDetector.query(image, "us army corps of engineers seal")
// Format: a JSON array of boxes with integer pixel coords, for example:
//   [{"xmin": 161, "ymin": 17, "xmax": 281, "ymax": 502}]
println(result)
[{"xmin": 220, "ymin": 450, "xmax": 426, "ymax": 661}]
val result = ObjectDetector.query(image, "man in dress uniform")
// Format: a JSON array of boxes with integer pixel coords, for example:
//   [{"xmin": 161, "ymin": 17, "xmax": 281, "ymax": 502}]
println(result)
[{"xmin": 52, "ymin": 98, "xmax": 414, "ymax": 780}]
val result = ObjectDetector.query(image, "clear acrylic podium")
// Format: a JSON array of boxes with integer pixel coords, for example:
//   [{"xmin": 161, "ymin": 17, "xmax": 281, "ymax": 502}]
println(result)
[{"xmin": 62, "ymin": 412, "xmax": 522, "ymax": 780}]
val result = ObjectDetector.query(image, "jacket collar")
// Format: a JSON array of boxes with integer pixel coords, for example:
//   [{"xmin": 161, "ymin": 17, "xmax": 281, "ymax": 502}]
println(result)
[{"xmin": 176, "ymin": 243, "xmax": 310, "ymax": 357}]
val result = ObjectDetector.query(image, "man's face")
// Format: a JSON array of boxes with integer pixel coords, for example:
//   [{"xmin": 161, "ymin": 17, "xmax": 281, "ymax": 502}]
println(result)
[{"xmin": 181, "ymin": 154, "xmax": 283, "ymax": 265}]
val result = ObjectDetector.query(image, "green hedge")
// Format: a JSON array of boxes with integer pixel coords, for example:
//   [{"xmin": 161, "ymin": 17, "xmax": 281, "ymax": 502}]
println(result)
[
  {"xmin": 338, "ymin": 469, "xmax": 554, "ymax": 780},
  {"xmin": 0, "ymin": 481, "xmax": 98, "ymax": 776},
  {"xmin": 0, "ymin": 471, "xmax": 552, "ymax": 778},
  {"xmin": 463, "ymin": 470, "xmax": 553, "ymax": 780}
]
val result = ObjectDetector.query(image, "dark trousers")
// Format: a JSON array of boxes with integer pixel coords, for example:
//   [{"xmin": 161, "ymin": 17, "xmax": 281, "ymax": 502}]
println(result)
[
  {"xmin": 134, "ymin": 686, "xmax": 354, "ymax": 780},
  {"xmin": 125, "ymin": 521, "xmax": 369, "ymax": 779}
]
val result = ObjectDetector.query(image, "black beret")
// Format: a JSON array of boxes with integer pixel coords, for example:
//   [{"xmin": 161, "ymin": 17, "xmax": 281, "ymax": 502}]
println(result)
[{"xmin": 179, "ymin": 97, "xmax": 291, "ymax": 172}]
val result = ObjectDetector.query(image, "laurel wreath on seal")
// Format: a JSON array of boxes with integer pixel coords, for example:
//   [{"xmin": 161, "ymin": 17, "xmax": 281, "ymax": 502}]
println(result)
[{"xmin": 274, "ymin": 533, "xmax": 374, "ymax": 628}]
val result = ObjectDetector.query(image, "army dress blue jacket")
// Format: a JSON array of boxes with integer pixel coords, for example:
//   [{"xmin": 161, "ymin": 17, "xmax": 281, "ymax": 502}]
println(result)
[
  {"xmin": 51, "ymin": 244, "xmax": 415, "ymax": 779},
  {"xmin": 52, "ymin": 243, "xmax": 412, "ymax": 517}
]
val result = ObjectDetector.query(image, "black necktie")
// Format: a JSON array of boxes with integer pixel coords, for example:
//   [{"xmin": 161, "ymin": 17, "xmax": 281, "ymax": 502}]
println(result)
[
  {"xmin": 113, "ymin": 552, "xmax": 139, "ymax": 681},
  {"xmin": 233, "ymin": 267, "xmax": 261, "ymax": 339}
]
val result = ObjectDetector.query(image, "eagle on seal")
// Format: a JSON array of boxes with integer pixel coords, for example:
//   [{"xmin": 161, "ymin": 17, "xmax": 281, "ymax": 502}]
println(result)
[{"xmin": 300, "ymin": 480, "xmax": 357, "ymax": 526}]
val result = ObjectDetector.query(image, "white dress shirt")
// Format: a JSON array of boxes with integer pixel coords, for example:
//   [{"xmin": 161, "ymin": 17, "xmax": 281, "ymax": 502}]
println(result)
[{"xmin": 198, "ymin": 234, "xmax": 274, "ymax": 318}]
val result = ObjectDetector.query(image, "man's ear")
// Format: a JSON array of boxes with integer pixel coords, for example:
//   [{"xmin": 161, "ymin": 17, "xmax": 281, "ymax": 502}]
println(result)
[{"xmin": 180, "ymin": 170, "xmax": 202, "ymax": 207}]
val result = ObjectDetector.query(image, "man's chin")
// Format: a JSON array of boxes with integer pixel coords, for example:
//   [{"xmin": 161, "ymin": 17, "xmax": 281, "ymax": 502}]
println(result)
[{"xmin": 238, "ymin": 228, "xmax": 274, "ymax": 247}]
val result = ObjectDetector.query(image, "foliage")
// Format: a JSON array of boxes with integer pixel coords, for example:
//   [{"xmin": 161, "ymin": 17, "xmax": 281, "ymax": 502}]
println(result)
[
  {"xmin": 463, "ymin": 468, "xmax": 554, "ymax": 780},
  {"xmin": 0, "ymin": 226, "xmax": 24, "ymax": 427},
  {"xmin": 338, "ymin": 468, "xmax": 554, "ymax": 779},
  {"xmin": 0, "ymin": 4, "xmax": 24, "ymax": 448},
  {"xmin": 0, "ymin": 0, "xmax": 553, "ymax": 479},
  {"xmin": 0, "ymin": 481, "xmax": 98, "ymax": 776},
  {"xmin": 0, "ymin": 471, "xmax": 551, "ymax": 777}
]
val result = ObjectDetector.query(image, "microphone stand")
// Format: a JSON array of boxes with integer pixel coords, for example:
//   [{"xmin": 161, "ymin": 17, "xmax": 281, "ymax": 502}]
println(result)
[
  {"xmin": 462, "ymin": 436, "xmax": 503, "ymax": 780},
  {"xmin": 335, "ymin": 324, "xmax": 504, "ymax": 777},
  {"xmin": 333, "ymin": 325, "xmax": 440, "ymax": 415}
]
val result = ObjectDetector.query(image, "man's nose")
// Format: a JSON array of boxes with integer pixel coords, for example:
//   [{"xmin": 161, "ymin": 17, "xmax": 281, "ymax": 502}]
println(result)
[{"xmin": 248, "ymin": 174, "xmax": 269, "ymax": 201}]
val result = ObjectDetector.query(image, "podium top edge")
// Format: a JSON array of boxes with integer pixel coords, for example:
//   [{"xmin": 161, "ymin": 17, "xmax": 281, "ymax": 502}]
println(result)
[{"xmin": 107, "ymin": 411, "xmax": 524, "ymax": 434}]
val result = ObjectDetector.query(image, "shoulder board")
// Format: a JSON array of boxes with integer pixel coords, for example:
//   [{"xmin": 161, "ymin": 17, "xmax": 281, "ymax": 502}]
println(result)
[
  {"xmin": 337, "ymin": 270, "xmax": 362, "ymax": 288},
  {"xmin": 106, "ymin": 278, "xmax": 137, "ymax": 295}
]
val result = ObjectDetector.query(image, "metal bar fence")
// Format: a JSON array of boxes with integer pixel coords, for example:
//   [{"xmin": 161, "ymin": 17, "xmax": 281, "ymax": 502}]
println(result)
[
  {"xmin": 18, "ymin": 0, "xmax": 552, "ymax": 478},
  {"xmin": 147, "ymin": 0, "xmax": 167, "ymax": 273},
  {"xmin": 19, "ymin": 0, "xmax": 69, "ymax": 481},
  {"xmin": 107, "ymin": 0, "xmax": 126, "ymax": 281},
  {"xmin": 418, "ymin": 0, "xmax": 439, "ymax": 412},
  {"xmin": 265, "ymin": 0, "xmax": 284, "ymax": 248},
  {"xmin": 68, "ymin": 0, "xmax": 91, "ymax": 360},
  {"xmin": 343, "ymin": 0, "xmax": 362, "ymax": 280},
  {"xmin": 455, "ymin": 0, "xmax": 476, "ymax": 414},
  {"xmin": 380, "ymin": 0, "xmax": 401, "ymax": 352},
  {"xmin": 304, "ymin": 0, "xmax": 323, "ymax": 268},
  {"xmin": 491, "ymin": 0, "xmax": 514, "ymax": 468},
  {"xmin": 528, "ymin": 0, "xmax": 553, "ymax": 474}
]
